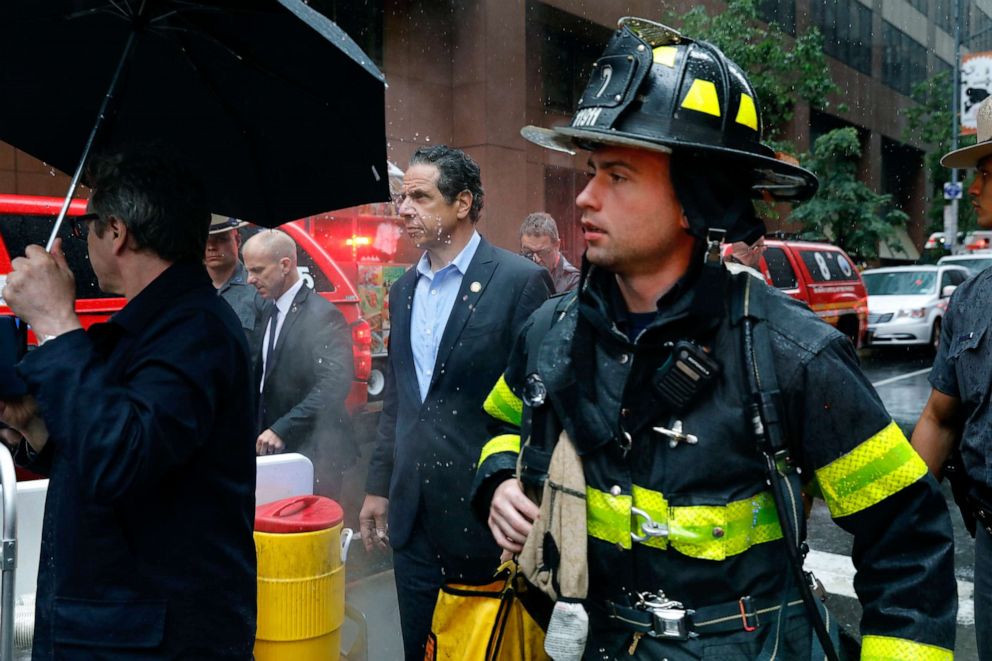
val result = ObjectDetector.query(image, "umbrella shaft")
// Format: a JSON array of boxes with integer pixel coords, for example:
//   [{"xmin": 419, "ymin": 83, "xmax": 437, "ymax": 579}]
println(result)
[{"xmin": 47, "ymin": 31, "xmax": 138, "ymax": 251}]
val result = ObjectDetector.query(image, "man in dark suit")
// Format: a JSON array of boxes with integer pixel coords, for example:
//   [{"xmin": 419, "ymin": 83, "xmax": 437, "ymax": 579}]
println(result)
[
  {"xmin": 360, "ymin": 145, "xmax": 552, "ymax": 660},
  {"xmin": 0, "ymin": 147, "xmax": 255, "ymax": 659},
  {"xmin": 243, "ymin": 229, "xmax": 356, "ymax": 500}
]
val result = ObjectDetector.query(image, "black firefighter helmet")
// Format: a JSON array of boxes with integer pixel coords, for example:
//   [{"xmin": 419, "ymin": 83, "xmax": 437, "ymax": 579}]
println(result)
[{"xmin": 522, "ymin": 18, "xmax": 818, "ymax": 240}]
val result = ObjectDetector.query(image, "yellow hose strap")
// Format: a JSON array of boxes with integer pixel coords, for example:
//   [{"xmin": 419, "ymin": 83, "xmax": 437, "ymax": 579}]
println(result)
[
  {"xmin": 586, "ymin": 486, "xmax": 783, "ymax": 560},
  {"xmin": 483, "ymin": 375, "xmax": 523, "ymax": 427},
  {"xmin": 478, "ymin": 434, "xmax": 520, "ymax": 468},
  {"xmin": 861, "ymin": 635, "xmax": 953, "ymax": 660},
  {"xmin": 814, "ymin": 421, "xmax": 927, "ymax": 519}
]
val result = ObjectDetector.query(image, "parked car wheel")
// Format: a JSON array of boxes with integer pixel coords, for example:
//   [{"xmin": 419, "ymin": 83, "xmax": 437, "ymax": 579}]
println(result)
[{"xmin": 930, "ymin": 318, "xmax": 942, "ymax": 355}]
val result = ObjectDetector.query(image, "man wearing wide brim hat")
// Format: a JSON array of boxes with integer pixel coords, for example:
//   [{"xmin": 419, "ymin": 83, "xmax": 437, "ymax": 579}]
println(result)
[
  {"xmin": 939, "ymin": 97, "xmax": 992, "ymax": 172},
  {"xmin": 914, "ymin": 95, "xmax": 992, "ymax": 660},
  {"xmin": 472, "ymin": 16, "xmax": 956, "ymax": 660},
  {"xmin": 206, "ymin": 214, "xmax": 266, "ymax": 354}
]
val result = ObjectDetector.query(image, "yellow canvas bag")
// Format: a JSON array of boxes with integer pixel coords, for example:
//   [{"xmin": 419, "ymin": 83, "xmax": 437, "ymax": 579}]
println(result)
[{"xmin": 424, "ymin": 561, "xmax": 550, "ymax": 661}]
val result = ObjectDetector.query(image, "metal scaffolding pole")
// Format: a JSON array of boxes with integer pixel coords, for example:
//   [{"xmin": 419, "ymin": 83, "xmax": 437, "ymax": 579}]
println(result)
[{"xmin": 947, "ymin": 0, "xmax": 962, "ymax": 253}]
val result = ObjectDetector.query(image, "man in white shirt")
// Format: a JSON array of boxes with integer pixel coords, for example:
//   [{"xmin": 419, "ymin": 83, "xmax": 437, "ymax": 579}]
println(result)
[{"xmin": 243, "ymin": 229, "xmax": 356, "ymax": 499}]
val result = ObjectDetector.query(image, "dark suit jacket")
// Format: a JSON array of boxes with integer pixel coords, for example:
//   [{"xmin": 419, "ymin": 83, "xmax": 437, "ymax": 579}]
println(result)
[
  {"xmin": 257, "ymin": 283, "xmax": 357, "ymax": 475},
  {"xmin": 15, "ymin": 263, "xmax": 256, "ymax": 659},
  {"xmin": 366, "ymin": 237, "xmax": 552, "ymax": 580}
]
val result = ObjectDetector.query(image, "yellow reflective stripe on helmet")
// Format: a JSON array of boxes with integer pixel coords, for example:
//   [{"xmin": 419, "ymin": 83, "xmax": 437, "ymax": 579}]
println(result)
[
  {"xmin": 735, "ymin": 93, "xmax": 758, "ymax": 130},
  {"xmin": 483, "ymin": 375, "xmax": 523, "ymax": 427},
  {"xmin": 587, "ymin": 486, "xmax": 782, "ymax": 559},
  {"xmin": 478, "ymin": 434, "xmax": 520, "ymax": 468},
  {"xmin": 814, "ymin": 421, "xmax": 928, "ymax": 518},
  {"xmin": 652, "ymin": 46, "xmax": 677, "ymax": 68},
  {"xmin": 680, "ymin": 79, "xmax": 721, "ymax": 117},
  {"xmin": 587, "ymin": 486, "xmax": 632, "ymax": 550},
  {"xmin": 861, "ymin": 635, "xmax": 952, "ymax": 660}
]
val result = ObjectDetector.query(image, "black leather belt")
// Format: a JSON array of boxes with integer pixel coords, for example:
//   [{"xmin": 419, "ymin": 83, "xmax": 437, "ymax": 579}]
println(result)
[{"xmin": 599, "ymin": 590, "xmax": 805, "ymax": 640}]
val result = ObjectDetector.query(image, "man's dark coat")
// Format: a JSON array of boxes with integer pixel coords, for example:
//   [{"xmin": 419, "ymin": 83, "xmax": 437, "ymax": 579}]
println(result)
[
  {"xmin": 218, "ymin": 260, "xmax": 266, "ymax": 357},
  {"xmin": 15, "ymin": 262, "xmax": 256, "ymax": 659},
  {"xmin": 256, "ymin": 284, "xmax": 357, "ymax": 482},
  {"xmin": 365, "ymin": 237, "xmax": 552, "ymax": 580}
]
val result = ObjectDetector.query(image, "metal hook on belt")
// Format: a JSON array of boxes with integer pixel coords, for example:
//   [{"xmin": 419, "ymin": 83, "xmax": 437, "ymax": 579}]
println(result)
[{"xmin": 631, "ymin": 506, "xmax": 669, "ymax": 542}]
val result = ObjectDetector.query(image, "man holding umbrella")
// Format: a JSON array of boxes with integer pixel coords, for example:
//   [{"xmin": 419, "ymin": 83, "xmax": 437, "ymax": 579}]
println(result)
[{"xmin": 0, "ymin": 147, "xmax": 256, "ymax": 659}]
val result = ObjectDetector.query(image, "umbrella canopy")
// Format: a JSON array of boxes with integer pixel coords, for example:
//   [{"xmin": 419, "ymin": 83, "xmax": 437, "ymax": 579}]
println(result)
[{"xmin": 0, "ymin": 0, "xmax": 389, "ymax": 228}]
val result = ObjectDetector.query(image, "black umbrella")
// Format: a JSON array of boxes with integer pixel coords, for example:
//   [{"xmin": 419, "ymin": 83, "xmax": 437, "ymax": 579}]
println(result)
[{"xmin": 0, "ymin": 0, "xmax": 390, "ymax": 248}]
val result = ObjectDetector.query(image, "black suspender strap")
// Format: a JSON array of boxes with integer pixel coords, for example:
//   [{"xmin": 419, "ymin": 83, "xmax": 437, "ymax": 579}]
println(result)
[{"xmin": 739, "ymin": 276, "xmax": 840, "ymax": 661}]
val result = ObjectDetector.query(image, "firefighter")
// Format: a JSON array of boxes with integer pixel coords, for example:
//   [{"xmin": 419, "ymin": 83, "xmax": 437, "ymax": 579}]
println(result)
[{"xmin": 472, "ymin": 18, "xmax": 956, "ymax": 660}]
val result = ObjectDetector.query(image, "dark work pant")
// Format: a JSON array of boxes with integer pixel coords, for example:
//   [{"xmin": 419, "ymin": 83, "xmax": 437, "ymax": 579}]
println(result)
[
  {"xmin": 392, "ymin": 520, "xmax": 444, "ymax": 661},
  {"xmin": 977, "ymin": 524, "xmax": 992, "ymax": 659}
]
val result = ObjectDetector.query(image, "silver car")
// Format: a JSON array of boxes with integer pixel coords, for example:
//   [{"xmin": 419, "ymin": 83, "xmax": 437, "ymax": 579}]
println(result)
[
  {"xmin": 863, "ymin": 265, "xmax": 970, "ymax": 352},
  {"xmin": 936, "ymin": 253, "xmax": 992, "ymax": 276}
]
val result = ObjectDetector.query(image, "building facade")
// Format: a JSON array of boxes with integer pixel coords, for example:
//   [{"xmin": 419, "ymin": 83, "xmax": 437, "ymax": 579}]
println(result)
[{"xmin": 2, "ymin": 0, "xmax": 989, "ymax": 262}]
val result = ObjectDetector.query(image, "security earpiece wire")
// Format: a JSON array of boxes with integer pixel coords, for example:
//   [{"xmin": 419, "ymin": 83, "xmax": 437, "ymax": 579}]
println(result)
[{"xmin": 741, "ymin": 277, "xmax": 840, "ymax": 661}]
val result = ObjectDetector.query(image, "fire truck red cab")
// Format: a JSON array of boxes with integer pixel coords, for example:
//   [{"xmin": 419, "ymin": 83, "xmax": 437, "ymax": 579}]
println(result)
[{"xmin": 0, "ymin": 193, "xmax": 372, "ymax": 414}]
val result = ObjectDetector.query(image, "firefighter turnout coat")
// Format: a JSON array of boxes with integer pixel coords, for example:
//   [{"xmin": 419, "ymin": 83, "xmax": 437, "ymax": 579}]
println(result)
[{"xmin": 472, "ymin": 263, "xmax": 956, "ymax": 660}]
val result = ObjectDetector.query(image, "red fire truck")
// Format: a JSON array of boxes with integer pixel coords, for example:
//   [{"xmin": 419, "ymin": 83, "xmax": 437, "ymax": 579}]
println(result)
[
  {"xmin": 0, "ymin": 193, "xmax": 373, "ymax": 415},
  {"xmin": 293, "ymin": 201, "xmax": 416, "ymax": 403}
]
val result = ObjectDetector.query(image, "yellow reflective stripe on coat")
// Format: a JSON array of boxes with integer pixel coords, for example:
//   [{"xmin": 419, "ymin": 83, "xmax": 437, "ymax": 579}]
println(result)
[
  {"xmin": 814, "ymin": 421, "xmax": 927, "ymax": 518},
  {"xmin": 631, "ymin": 485, "xmax": 668, "ymax": 550},
  {"xmin": 586, "ymin": 487, "xmax": 632, "ymax": 549},
  {"xmin": 586, "ymin": 486, "xmax": 783, "ymax": 559},
  {"xmin": 482, "ymin": 375, "xmax": 523, "ymax": 427},
  {"xmin": 478, "ymin": 435, "xmax": 520, "ymax": 467},
  {"xmin": 861, "ymin": 634, "xmax": 953, "ymax": 660}
]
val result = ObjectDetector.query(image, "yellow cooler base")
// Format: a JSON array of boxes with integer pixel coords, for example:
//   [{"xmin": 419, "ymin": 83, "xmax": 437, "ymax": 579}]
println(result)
[
  {"xmin": 254, "ymin": 627, "xmax": 340, "ymax": 661},
  {"xmin": 254, "ymin": 524, "xmax": 346, "ymax": 659}
]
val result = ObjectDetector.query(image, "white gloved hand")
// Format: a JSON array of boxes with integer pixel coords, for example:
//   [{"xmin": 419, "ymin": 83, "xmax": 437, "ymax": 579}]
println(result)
[{"xmin": 543, "ymin": 600, "xmax": 589, "ymax": 661}]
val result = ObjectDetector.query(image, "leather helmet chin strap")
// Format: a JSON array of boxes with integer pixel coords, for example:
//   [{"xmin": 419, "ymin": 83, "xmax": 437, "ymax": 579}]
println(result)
[{"xmin": 671, "ymin": 150, "xmax": 766, "ymax": 246}]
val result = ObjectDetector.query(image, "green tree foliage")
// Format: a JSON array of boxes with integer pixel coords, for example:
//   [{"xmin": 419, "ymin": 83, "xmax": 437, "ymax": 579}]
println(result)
[
  {"xmin": 671, "ymin": 0, "xmax": 838, "ymax": 140},
  {"xmin": 902, "ymin": 71, "xmax": 977, "ymax": 233},
  {"xmin": 791, "ymin": 128, "xmax": 907, "ymax": 261}
]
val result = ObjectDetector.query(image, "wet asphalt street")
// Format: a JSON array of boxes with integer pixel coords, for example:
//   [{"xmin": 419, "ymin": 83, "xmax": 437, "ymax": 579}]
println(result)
[{"xmin": 805, "ymin": 347, "xmax": 978, "ymax": 660}]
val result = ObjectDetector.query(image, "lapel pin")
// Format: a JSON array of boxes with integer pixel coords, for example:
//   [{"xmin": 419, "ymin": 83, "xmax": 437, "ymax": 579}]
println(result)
[{"xmin": 470, "ymin": 281, "xmax": 482, "ymax": 293}]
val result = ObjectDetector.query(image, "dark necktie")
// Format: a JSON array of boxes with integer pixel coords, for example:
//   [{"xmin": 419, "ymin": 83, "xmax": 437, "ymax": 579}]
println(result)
[
  {"xmin": 258, "ymin": 305, "xmax": 280, "ymax": 432},
  {"xmin": 264, "ymin": 305, "xmax": 280, "ymax": 382}
]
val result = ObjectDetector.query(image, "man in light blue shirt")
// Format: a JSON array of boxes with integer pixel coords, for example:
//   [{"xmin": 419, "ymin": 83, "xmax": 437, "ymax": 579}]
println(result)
[
  {"xmin": 410, "ymin": 231, "xmax": 480, "ymax": 400},
  {"xmin": 361, "ymin": 145, "xmax": 552, "ymax": 660}
]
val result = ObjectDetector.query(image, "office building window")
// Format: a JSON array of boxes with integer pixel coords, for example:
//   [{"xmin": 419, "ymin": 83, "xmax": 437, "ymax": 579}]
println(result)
[
  {"xmin": 757, "ymin": 0, "xmax": 795, "ymax": 35},
  {"xmin": 809, "ymin": 0, "xmax": 872, "ymax": 75},
  {"xmin": 810, "ymin": 109, "xmax": 867, "ymax": 153},
  {"xmin": 881, "ymin": 137, "xmax": 923, "ymax": 211},
  {"xmin": 973, "ymin": 10, "xmax": 992, "ymax": 51},
  {"xmin": 535, "ymin": 6, "xmax": 612, "ymax": 114},
  {"xmin": 934, "ymin": 59, "xmax": 952, "ymax": 82},
  {"xmin": 935, "ymin": 0, "xmax": 968, "ymax": 36},
  {"xmin": 541, "ymin": 31, "xmax": 603, "ymax": 113},
  {"xmin": 906, "ymin": 0, "xmax": 927, "ymax": 13},
  {"xmin": 882, "ymin": 22, "xmax": 928, "ymax": 96}
]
